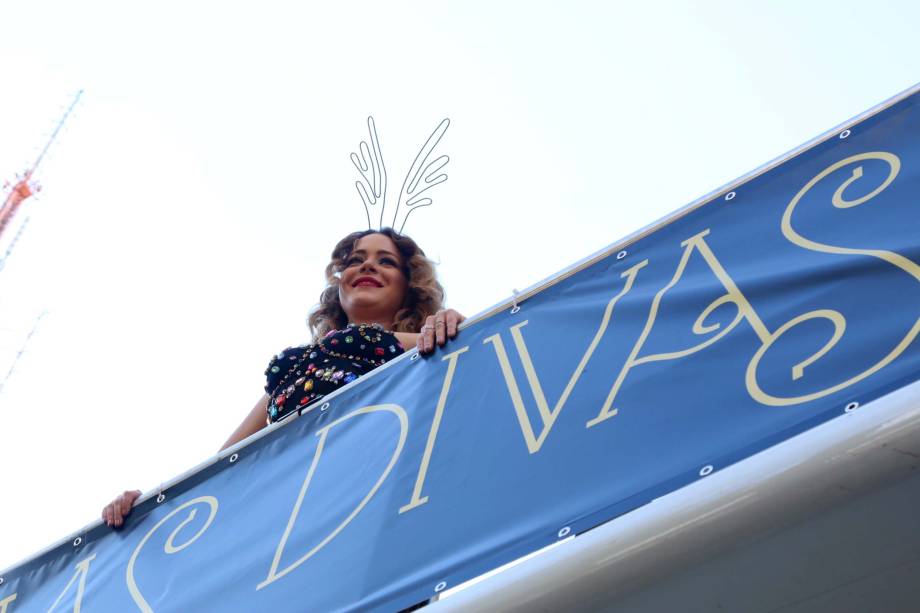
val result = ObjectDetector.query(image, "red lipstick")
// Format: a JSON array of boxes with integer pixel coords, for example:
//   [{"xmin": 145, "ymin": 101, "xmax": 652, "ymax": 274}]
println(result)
[{"xmin": 352, "ymin": 276, "xmax": 383, "ymax": 288}]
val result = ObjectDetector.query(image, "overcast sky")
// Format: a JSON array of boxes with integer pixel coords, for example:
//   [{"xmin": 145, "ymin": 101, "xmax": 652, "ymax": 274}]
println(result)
[{"xmin": 1, "ymin": 0, "xmax": 918, "ymax": 571}]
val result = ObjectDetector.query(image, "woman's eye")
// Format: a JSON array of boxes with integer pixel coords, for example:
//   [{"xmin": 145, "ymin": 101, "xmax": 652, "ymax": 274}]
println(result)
[
  {"xmin": 380, "ymin": 257, "xmax": 397, "ymax": 266},
  {"xmin": 345, "ymin": 256, "xmax": 362, "ymax": 266}
]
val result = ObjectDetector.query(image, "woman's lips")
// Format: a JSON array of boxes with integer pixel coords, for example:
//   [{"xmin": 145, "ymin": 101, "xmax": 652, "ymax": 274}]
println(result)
[{"xmin": 353, "ymin": 276, "xmax": 383, "ymax": 287}]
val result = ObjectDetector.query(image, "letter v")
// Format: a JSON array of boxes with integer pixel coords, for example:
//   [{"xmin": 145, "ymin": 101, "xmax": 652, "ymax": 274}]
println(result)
[{"xmin": 484, "ymin": 259, "xmax": 647, "ymax": 453}]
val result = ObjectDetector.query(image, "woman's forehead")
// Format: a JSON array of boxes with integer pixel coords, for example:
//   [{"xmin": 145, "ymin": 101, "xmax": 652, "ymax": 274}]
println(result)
[{"xmin": 352, "ymin": 233, "xmax": 401, "ymax": 257}]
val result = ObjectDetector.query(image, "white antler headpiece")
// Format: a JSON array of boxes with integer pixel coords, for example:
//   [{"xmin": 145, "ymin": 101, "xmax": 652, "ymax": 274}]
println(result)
[{"xmin": 351, "ymin": 116, "xmax": 450, "ymax": 234}]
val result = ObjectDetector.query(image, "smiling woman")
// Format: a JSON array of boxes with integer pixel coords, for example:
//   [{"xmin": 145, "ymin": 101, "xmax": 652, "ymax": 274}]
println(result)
[
  {"xmin": 101, "ymin": 227, "xmax": 464, "ymax": 528},
  {"xmin": 311, "ymin": 228, "xmax": 449, "ymax": 344}
]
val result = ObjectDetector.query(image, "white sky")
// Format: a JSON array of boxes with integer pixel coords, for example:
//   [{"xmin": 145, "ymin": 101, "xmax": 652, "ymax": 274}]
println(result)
[{"xmin": 1, "ymin": 0, "xmax": 918, "ymax": 571}]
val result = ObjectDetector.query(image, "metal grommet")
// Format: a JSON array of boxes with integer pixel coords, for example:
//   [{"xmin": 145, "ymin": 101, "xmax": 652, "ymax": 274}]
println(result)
[
  {"xmin": 434, "ymin": 581, "xmax": 448, "ymax": 593},
  {"xmin": 73, "ymin": 536, "xmax": 82, "ymax": 547},
  {"xmin": 839, "ymin": 129, "xmax": 851, "ymax": 139},
  {"xmin": 724, "ymin": 191, "xmax": 736, "ymax": 201},
  {"xmin": 510, "ymin": 288, "xmax": 521, "ymax": 314},
  {"xmin": 320, "ymin": 402, "xmax": 330, "ymax": 412},
  {"xmin": 557, "ymin": 526, "xmax": 571, "ymax": 538},
  {"xmin": 699, "ymin": 465, "xmax": 714, "ymax": 476},
  {"xmin": 0, "ymin": 576, "xmax": 4, "ymax": 586},
  {"xmin": 510, "ymin": 305, "xmax": 521, "ymax": 314},
  {"xmin": 410, "ymin": 353, "xmax": 420, "ymax": 361},
  {"xmin": 845, "ymin": 401, "xmax": 859, "ymax": 413},
  {"xmin": 616, "ymin": 250, "xmax": 627, "ymax": 260},
  {"xmin": 156, "ymin": 493, "xmax": 166, "ymax": 503},
  {"xmin": 229, "ymin": 453, "xmax": 239, "ymax": 463}
]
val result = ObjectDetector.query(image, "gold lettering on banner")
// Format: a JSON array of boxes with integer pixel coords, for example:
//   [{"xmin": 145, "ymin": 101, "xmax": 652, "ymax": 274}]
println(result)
[
  {"xmin": 400, "ymin": 346, "xmax": 470, "ymax": 513},
  {"xmin": 259, "ymin": 404, "xmax": 409, "ymax": 589},
  {"xmin": 0, "ymin": 593, "xmax": 16, "ymax": 612},
  {"xmin": 47, "ymin": 554, "xmax": 96, "ymax": 612},
  {"xmin": 485, "ymin": 260, "xmax": 648, "ymax": 452},
  {"xmin": 584, "ymin": 151, "xmax": 917, "ymax": 414},
  {"xmin": 586, "ymin": 230, "xmax": 768, "ymax": 427},
  {"xmin": 746, "ymin": 151, "xmax": 920, "ymax": 405},
  {"xmin": 126, "ymin": 496, "xmax": 219, "ymax": 613}
]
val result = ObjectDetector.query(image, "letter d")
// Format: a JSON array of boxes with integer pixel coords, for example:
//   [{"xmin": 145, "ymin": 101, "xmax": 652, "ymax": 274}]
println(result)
[{"xmin": 258, "ymin": 404, "xmax": 408, "ymax": 589}]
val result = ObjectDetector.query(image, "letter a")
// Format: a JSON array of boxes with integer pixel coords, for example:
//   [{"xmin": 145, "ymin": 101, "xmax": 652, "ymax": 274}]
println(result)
[
  {"xmin": 48, "ymin": 554, "xmax": 96, "ymax": 613},
  {"xmin": 0, "ymin": 593, "xmax": 17, "ymax": 613}
]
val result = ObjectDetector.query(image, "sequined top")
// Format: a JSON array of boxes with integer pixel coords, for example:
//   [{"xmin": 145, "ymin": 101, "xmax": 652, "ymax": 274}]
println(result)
[{"xmin": 264, "ymin": 323, "xmax": 405, "ymax": 423}]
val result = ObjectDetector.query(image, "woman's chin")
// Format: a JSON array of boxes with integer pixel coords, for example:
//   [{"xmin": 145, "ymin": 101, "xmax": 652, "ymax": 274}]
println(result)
[{"xmin": 343, "ymin": 304, "xmax": 399, "ymax": 323}]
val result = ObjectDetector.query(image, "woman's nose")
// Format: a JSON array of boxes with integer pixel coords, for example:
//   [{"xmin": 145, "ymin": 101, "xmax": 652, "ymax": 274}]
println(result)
[{"xmin": 359, "ymin": 259, "xmax": 377, "ymax": 272}]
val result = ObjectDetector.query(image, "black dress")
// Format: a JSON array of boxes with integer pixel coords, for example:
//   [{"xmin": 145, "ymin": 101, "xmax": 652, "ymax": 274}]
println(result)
[{"xmin": 263, "ymin": 323, "xmax": 405, "ymax": 423}]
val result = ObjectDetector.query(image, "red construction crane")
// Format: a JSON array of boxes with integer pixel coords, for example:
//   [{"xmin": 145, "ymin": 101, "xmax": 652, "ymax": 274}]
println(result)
[
  {"xmin": 0, "ymin": 90, "xmax": 82, "ymax": 252},
  {"xmin": 0, "ymin": 170, "xmax": 40, "ymax": 239}
]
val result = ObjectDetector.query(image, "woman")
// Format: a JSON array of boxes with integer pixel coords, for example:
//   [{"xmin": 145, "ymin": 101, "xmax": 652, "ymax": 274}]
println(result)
[{"xmin": 102, "ymin": 228, "xmax": 463, "ymax": 527}]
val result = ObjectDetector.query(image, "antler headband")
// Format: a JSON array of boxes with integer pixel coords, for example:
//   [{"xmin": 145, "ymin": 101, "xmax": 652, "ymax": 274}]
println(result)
[{"xmin": 350, "ymin": 116, "xmax": 450, "ymax": 234}]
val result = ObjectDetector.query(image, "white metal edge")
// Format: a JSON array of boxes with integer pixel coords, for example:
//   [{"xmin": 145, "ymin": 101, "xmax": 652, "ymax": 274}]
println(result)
[{"xmin": 431, "ymin": 380, "xmax": 920, "ymax": 611}]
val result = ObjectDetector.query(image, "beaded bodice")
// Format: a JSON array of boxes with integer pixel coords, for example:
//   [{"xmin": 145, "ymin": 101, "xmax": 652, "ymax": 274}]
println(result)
[{"xmin": 263, "ymin": 323, "xmax": 405, "ymax": 423}]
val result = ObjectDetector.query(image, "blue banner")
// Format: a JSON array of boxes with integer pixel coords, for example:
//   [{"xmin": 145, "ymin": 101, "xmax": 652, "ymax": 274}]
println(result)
[{"xmin": 3, "ymin": 88, "xmax": 920, "ymax": 612}]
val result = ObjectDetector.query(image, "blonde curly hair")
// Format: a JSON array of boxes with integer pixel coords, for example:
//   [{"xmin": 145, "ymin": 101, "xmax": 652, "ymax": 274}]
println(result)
[{"xmin": 308, "ymin": 228, "xmax": 445, "ymax": 339}]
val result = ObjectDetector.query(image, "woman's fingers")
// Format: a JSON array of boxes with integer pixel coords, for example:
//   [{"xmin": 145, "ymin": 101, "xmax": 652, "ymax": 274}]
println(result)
[
  {"xmin": 104, "ymin": 489, "xmax": 141, "ymax": 528},
  {"xmin": 422, "ymin": 315, "xmax": 435, "ymax": 353},
  {"xmin": 119, "ymin": 490, "xmax": 138, "ymax": 522},
  {"xmin": 437, "ymin": 309, "xmax": 464, "ymax": 344},
  {"xmin": 104, "ymin": 500, "xmax": 117, "ymax": 526},
  {"xmin": 420, "ymin": 315, "xmax": 437, "ymax": 353},
  {"xmin": 435, "ymin": 312, "xmax": 447, "ymax": 346},
  {"xmin": 115, "ymin": 492, "xmax": 130, "ymax": 526},
  {"xmin": 112, "ymin": 494, "xmax": 125, "ymax": 527},
  {"xmin": 419, "ymin": 310, "xmax": 466, "ymax": 354},
  {"xmin": 446, "ymin": 309, "xmax": 465, "ymax": 339}
]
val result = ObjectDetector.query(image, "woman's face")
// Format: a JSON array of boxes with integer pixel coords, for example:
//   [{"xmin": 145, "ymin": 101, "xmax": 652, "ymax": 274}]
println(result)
[{"xmin": 338, "ymin": 233, "xmax": 409, "ymax": 326}]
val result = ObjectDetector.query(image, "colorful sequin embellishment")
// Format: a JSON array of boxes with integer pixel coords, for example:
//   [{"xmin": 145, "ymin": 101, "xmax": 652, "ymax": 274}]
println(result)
[{"xmin": 264, "ymin": 323, "xmax": 405, "ymax": 423}]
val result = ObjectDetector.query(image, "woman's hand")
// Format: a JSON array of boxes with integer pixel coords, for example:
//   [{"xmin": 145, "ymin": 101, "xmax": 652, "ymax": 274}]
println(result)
[
  {"xmin": 418, "ymin": 309, "xmax": 465, "ymax": 354},
  {"xmin": 102, "ymin": 489, "xmax": 142, "ymax": 528}
]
